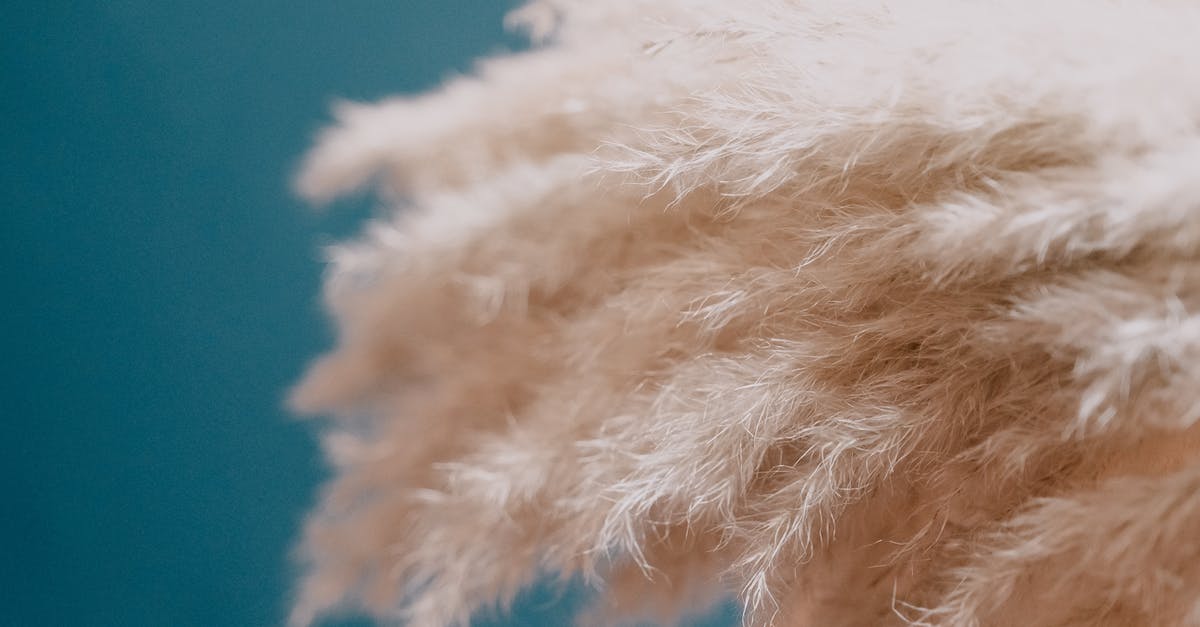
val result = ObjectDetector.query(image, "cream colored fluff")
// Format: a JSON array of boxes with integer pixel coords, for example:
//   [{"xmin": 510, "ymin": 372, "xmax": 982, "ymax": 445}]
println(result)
[{"xmin": 289, "ymin": 1, "xmax": 1200, "ymax": 625}]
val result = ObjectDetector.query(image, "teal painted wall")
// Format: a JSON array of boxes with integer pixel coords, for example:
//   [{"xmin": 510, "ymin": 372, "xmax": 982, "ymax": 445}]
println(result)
[{"xmin": 3, "ymin": 3, "xmax": 738, "ymax": 626}]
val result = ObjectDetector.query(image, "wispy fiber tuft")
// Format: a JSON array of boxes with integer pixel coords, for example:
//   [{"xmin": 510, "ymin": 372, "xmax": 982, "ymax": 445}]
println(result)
[{"xmin": 290, "ymin": 1, "xmax": 1200, "ymax": 625}]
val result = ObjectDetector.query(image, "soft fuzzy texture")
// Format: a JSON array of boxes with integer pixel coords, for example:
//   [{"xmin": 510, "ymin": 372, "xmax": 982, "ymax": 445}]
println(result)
[{"xmin": 289, "ymin": 1, "xmax": 1200, "ymax": 625}]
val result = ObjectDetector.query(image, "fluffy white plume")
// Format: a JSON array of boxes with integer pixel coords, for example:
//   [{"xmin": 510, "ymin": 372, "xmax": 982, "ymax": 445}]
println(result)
[{"xmin": 290, "ymin": 1, "xmax": 1200, "ymax": 625}]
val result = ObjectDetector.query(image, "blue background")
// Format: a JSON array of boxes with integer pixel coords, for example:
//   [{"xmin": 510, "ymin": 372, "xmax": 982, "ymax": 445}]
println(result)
[{"xmin": 3, "ymin": 2, "xmax": 738, "ymax": 626}]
